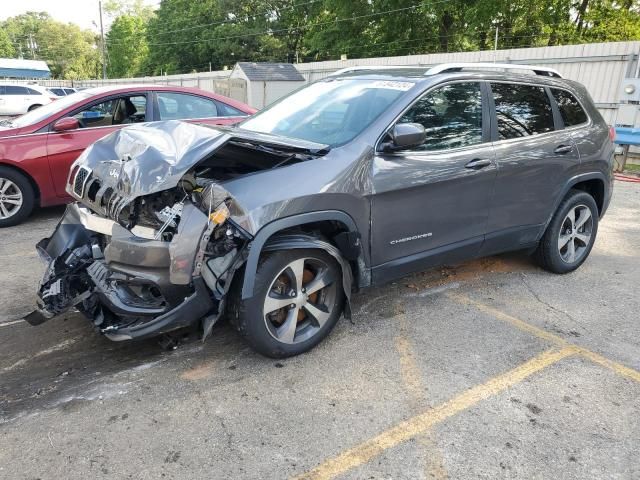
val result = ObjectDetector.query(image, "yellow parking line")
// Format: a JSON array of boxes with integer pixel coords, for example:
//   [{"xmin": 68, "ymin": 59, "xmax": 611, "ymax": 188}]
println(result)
[
  {"xmin": 394, "ymin": 302, "xmax": 448, "ymax": 479},
  {"xmin": 448, "ymin": 293, "xmax": 640, "ymax": 384},
  {"xmin": 448, "ymin": 292, "xmax": 567, "ymax": 347},
  {"xmin": 578, "ymin": 348, "xmax": 640, "ymax": 383},
  {"xmin": 294, "ymin": 346, "xmax": 576, "ymax": 480}
]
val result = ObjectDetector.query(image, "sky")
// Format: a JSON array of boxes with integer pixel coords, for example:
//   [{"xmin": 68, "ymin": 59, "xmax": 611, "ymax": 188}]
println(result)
[{"xmin": 0, "ymin": 0, "xmax": 160, "ymax": 32}]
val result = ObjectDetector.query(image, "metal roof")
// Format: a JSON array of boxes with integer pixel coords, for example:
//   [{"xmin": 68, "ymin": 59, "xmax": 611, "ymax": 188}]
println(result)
[
  {"xmin": 0, "ymin": 58, "xmax": 50, "ymax": 79},
  {"xmin": 235, "ymin": 62, "xmax": 304, "ymax": 81}
]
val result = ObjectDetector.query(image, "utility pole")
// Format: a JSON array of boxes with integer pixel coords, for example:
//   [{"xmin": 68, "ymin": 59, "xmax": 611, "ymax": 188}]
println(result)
[
  {"xmin": 27, "ymin": 34, "xmax": 37, "ymax": 59},
  {"xmin": 99, "ymin": 0, "xmax": 107, "ymax": 79},
  {"xmin": 494, "ymin": 27, "xmax": 499, "ymax": 63}
]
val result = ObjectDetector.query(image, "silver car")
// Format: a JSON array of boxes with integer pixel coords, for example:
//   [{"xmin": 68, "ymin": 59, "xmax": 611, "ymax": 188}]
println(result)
[{"xmin": 25, "ymin": 63, "xmax": 614, "ymax": 357}]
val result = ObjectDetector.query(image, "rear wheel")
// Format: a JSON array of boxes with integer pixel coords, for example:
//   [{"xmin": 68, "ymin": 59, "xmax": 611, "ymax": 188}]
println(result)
[
  {"xmin": 0, "ymin": 167, "xmax": 36, "ymax": 227},
  {"xmin": 535, "ymin": 189, "xmax": 598, "ymax": 273},
  {"xmin": 230, "ymin": 249, "xmax": 345, "ymax": 358},
  {"xmin": 27, "ymin": 104, "xmax": 42, "ymax": 111}
]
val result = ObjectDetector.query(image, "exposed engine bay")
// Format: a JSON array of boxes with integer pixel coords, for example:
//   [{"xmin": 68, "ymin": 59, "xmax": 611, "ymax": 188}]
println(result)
[{"xmin": 24, "ymin": 120, "xmax": 334, "ymax": 341}]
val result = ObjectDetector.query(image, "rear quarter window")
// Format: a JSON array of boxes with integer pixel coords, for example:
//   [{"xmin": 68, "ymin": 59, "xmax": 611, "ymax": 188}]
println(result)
[{"xmin": 551, "ymin": 89, "xmax": 588, "ymax": 126}]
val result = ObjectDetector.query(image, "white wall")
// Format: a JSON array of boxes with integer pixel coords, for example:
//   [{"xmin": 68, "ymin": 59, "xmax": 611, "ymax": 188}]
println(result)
[
  {"xmin": 249, "ymin": 80, "xmax": 304, "ymax": 109},
  {"xmin": 68, "ymin": 40, "xmax": 639, "ymax": 123}
]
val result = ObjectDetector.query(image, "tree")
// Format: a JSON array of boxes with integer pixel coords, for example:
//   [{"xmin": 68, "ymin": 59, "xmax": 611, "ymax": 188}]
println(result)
[
  {"xmin": 106, "ymin": 14, "xmax": 150, "ymax": 77},
  {"xmin": 1, "ymin": 12, "xmax": 100, "ymax": 79},
  {"xmin": 0, "ymin": 28, "xmax": 15, "ymax": 57}
]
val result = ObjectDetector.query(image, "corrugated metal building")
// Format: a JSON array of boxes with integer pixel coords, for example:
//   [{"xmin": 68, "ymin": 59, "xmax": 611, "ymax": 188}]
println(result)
[
  {"xmin": 76, "ymin": 41, "xmax": 640, "ymax": 125},
  {"xmin": 294, "ymin": 41, "xmax": 640, "ymax": 125},
  {"xmin": 0, "ymin": 58, "xmax": 50, "ymax": 79}
]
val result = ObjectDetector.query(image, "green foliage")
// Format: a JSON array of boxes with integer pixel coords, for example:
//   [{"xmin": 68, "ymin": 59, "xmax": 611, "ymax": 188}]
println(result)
[
  {"xmin": 3, "ymin": 0, "xmax": 640, "ymax": 79},
  {"xmin": 138, "ymin": 0, "xmax": 640, "ymax": 73},
  {"xmin": 0, "ymin": 12, "xmax": 100, "ymax": 79},
  {"xmin": 106, "ymin": 14, "xmax": 150, "ymax": 77},
  {"xmin": 0, "ymin": 29, "xmax": 16, "ymax": 57}
]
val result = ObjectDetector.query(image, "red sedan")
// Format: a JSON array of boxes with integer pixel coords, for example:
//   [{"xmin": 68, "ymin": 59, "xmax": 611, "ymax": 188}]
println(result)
[{"xmin": 0, "ymin": 85, "xmax": 256, "ymax": 227}]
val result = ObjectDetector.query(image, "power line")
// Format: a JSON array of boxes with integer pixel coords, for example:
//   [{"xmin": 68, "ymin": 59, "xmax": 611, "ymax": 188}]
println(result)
[
  {"xmin": 105, "ymin": 0, "xmax": 443, "ymax": 47},
  {"xmin": 141, "ymin": 0, "xmax": 323, "ymax": 40}
]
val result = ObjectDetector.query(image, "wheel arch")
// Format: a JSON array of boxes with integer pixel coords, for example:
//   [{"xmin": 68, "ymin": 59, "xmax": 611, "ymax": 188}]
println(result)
[
  {"xmin": 240, "ymin": 210, "xmax": 368, "ymax": 303},
  {"xmin": 546, "ymin": 172, "xmax": 607, "ymax": 231},
  {"xmin": 0, "ymin": 161, "xmax": 41, "ymax": 204}
]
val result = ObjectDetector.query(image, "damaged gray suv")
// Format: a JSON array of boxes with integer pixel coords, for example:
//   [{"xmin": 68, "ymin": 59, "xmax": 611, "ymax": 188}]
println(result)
[{"xmin": 26, "ymin": 63, "xmax": 614, "ymax": 357}]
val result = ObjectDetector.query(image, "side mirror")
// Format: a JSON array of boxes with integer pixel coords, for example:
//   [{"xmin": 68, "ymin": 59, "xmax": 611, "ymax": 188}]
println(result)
[
  {"xmin": 52, "ymin": 117, "xmax": 80, "ymax": 132},
  {"xmin": 381, "ymin": 123, "xmax": 426, "ymax": 152}
]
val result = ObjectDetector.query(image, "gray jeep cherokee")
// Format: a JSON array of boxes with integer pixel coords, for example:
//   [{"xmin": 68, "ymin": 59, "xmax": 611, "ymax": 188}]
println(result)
[{"xmin": 25, "ymin": 63, "xmax": 614, "ymax": 358}]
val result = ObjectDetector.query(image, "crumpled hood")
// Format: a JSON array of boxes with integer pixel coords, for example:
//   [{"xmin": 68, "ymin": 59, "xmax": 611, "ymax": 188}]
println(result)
[
  {"xmin": 68, "ymin": 121, "xmax": 228, "ymax": 199},
  {"xmin": 68, "ymin": 120, "xmax": 329, "ymax": 200}
]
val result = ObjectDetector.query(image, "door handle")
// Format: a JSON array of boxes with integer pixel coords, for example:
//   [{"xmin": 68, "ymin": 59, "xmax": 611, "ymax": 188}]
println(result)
[
  {"xmin": 554, "ymin": 144, "xmax": 573, "ymax": 154},
  {"xmin": 465, "ymin": 158, "xmax": 492, "ymax": 169}
]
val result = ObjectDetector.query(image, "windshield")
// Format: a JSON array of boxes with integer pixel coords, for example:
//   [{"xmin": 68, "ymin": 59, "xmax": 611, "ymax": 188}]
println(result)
[
  {"xmin": 7, "ymin": 91, "xmax": 95, "ymax": 128},
  {"xmin": 240, "ymin": 79, "xmax": 415, "ymax": 147}
]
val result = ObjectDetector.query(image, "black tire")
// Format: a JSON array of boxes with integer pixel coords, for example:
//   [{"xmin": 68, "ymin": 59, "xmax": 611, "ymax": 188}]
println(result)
[
  {"xmin": 535, "ymin": 189, "xmax": 599, "ymax": 274},
  {"xmin": 27, "ymin": 104, "xmax": 42, "ymax": 111},
  {"xmin": 229, "ymin": 248, "xmax": 345, "ymax": 358},
  {"xmin": 0, "ymin": 166, "xmax": 36, "ymax": 228}
]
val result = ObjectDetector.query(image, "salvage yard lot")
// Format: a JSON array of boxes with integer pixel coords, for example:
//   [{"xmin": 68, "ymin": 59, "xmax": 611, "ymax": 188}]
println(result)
[{"xmin": 1, "ymin": 183, "xmax": 639, "ymax": 479}]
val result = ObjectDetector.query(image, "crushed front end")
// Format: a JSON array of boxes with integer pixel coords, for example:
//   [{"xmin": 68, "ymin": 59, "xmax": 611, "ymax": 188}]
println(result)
[
  {"xmin": 26, "ymin": 187, "xmax": 249, "ymax": 341},
  {"xmin": 24, "ymin": 121, "xmax": 263, "ymax": 340}
]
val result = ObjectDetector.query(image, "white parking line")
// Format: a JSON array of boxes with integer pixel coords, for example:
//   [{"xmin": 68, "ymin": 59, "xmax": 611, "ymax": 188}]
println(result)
[{"xmin": 0, "ymin": 319, "xmax": 25, "ymax": 328}]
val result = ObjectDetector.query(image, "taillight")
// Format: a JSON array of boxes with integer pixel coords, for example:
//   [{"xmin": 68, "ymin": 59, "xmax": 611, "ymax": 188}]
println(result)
[{"xmin": 609, "ymin": 126, "xmax": 616, "ymax": 142}]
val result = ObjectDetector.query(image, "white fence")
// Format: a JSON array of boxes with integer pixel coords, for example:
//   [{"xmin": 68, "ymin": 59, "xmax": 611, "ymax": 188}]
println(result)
[{"xmin": 11, "ymin": 40, "xmax": 640, "ymax": 125}]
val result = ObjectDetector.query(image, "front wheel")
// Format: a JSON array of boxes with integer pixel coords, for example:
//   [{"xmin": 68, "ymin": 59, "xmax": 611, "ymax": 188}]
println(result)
[
  {"xmin": 230, "ymin": 249, "xmax": 345, "ymax": 358},
  {"xmin": 0, "ymin": 166, "xmax": 36, "ymax": 227},
  {"xmin": 535, "ymin": 189, "xmax": 599, "ymax": 274}
]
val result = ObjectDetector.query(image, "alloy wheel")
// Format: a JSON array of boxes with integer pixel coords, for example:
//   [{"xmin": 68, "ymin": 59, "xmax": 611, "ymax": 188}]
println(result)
[
  {"xmin": 0, "ymin": 178, "xmax": 23, "ymax": 220},
  {"xmin": 557, "ymin": 204, "xmax": 593, "ymax": 264},
  {"xmin": 263, "ymin": 257, "xmax": 337, "ymax": 344}
]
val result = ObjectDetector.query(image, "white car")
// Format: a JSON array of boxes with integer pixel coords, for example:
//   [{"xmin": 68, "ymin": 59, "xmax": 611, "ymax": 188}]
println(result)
[
  {"xmin": 47, "ymin": 87, "xmax": 78, "ymax": 97},
  {"xmin": 0, "ymin": 84, "xmax": 54, "ymax": 116}
]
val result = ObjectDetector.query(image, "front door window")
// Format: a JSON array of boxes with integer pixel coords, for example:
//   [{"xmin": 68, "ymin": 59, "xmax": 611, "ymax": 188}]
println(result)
[{"xmin": 72, "ymin": 95, "xmax": 146, "ymax": 128}]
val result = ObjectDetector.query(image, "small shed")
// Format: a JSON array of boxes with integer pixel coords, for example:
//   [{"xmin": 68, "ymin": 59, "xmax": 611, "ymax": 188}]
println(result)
[
  {"xmin": 0, "ymin": 58, "xmax": 50, "ymax": 79},
  {"xmin": 230, "ymin": 62, "xmax": 305, "ymax": 109}
]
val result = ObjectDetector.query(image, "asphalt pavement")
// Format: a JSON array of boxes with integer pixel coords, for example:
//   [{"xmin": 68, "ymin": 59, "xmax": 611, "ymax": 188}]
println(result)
[{"xmin": 0, "ymin": 183, "xmax": 638, "ymax": 479}]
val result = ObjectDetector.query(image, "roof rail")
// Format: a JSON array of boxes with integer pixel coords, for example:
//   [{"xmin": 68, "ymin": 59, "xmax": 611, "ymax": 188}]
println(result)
[
  {"xmin": 425, "ymin": 62, "xmax": 563, "ymax": 78},
  {"xmin": 329, "ymin": 66, "xmax": 424, "ymax": 76}
]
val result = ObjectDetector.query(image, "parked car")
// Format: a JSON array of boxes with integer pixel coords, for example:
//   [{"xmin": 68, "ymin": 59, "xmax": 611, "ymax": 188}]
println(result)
[
  {"xmin": 0, "ymin": 85, "xmax": 256, "ymax": 226},
  {"xmin": 25, "ymin": 63, "xmax": 614, "ymax": 358},
  {"xmin": 47, "ymin": 87, "xmax": 78, "ymax": 97},
  {"xmin": 0, "ymin": 83, "xmax": 55, "ymax": 115}
]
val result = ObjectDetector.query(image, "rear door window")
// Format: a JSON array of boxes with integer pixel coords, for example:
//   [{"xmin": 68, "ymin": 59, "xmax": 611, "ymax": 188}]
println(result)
[
  {"xmin": 157, "ymin": 92, "xmax": 219, "ymax": 120},
  {"xmin": 491, "ymin": 83, "xmax": 554, "ymax": 139},
  {"xmin": 551, "ymin": 89, "xmax": 588, "ymax": 126}
]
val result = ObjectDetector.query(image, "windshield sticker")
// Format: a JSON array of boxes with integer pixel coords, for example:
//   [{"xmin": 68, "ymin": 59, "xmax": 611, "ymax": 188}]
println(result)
[{"xmin": 371, "ymin": 80, "xmax": 414, "ymax": 91}]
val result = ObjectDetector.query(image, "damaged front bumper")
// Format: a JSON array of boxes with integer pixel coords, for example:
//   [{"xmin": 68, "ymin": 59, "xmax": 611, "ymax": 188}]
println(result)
[{"xmin": 24, "ymin": 203, "xmax": 226, "ymax": 341}]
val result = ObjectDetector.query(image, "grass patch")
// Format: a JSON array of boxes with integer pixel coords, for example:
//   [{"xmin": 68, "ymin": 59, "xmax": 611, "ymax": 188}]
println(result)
[{"xmin": 624, "ymin": 163, "xmax": 640, "ymax": 173}]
